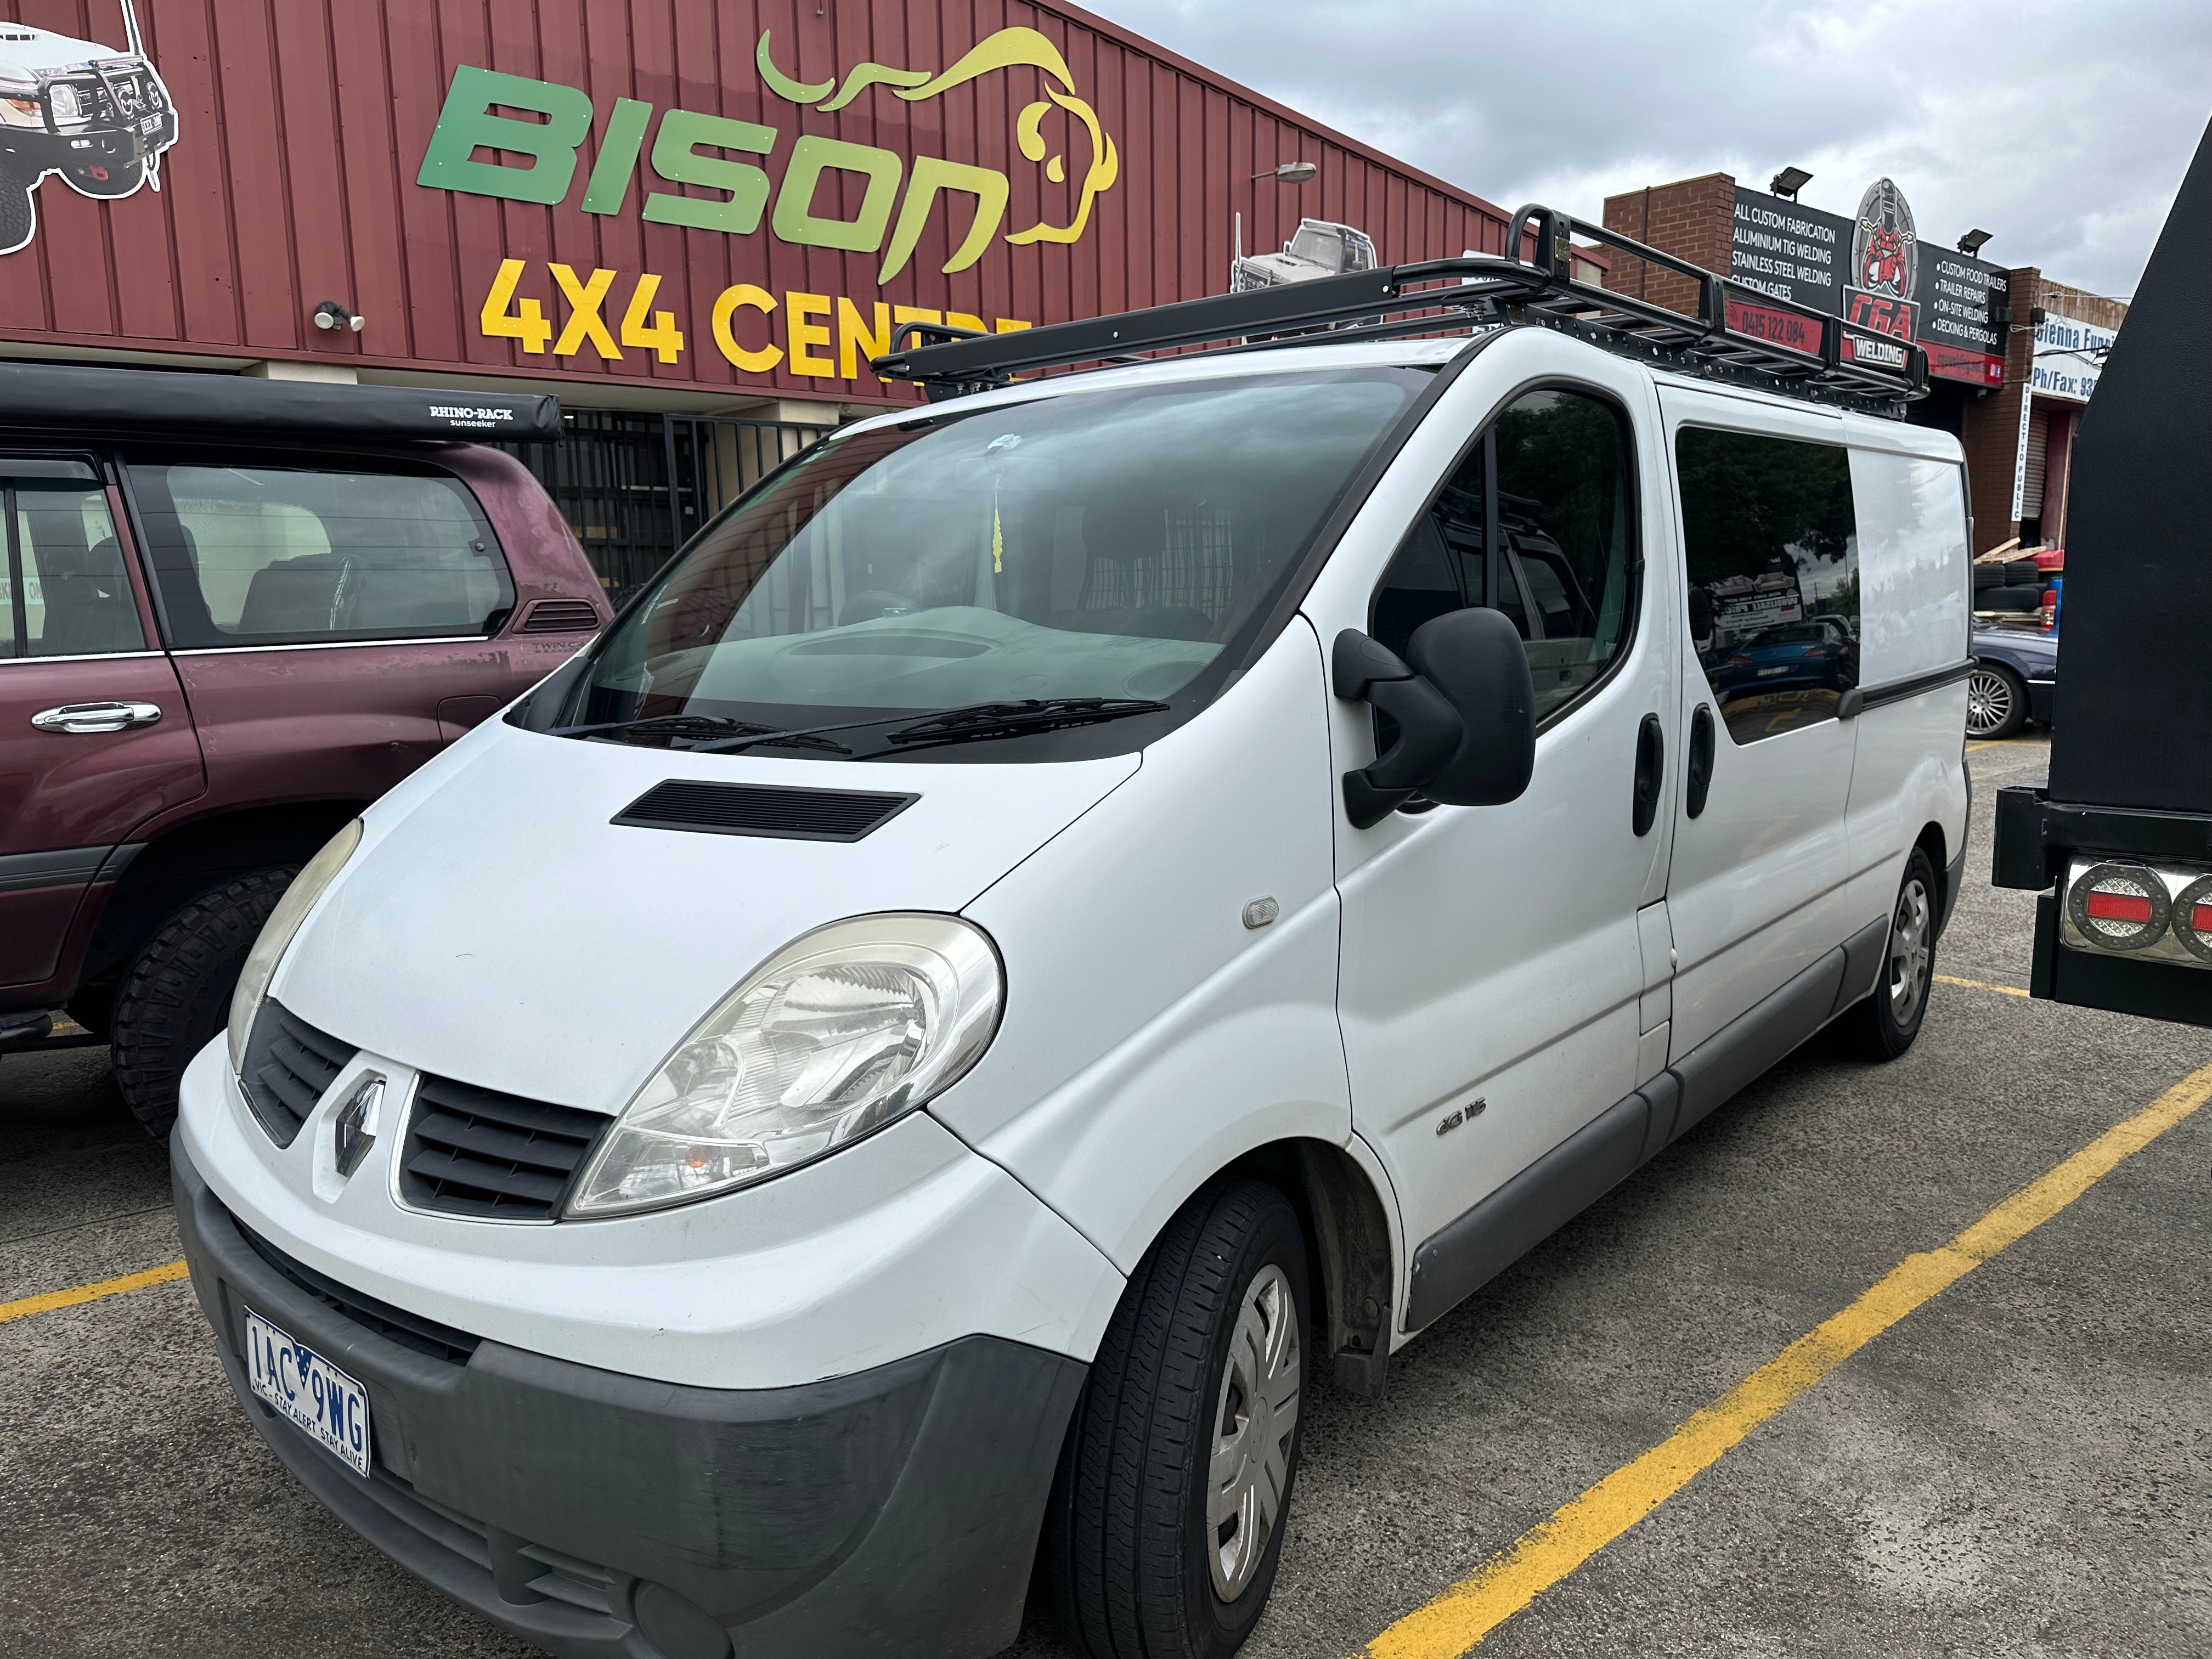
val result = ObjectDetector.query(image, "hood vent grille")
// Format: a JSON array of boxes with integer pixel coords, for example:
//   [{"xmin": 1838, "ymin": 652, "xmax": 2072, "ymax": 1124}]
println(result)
[
  {"xmin": 613, "ymin": 780, "xmax": 919, "ymax": 843},
  {"xmin": 398, "ymin": 1075, "xmax": 610, "ymax": 1221},
  {"xmin": 240, "ymin": 1002, "xmax": 357, "ymax": 1148}
]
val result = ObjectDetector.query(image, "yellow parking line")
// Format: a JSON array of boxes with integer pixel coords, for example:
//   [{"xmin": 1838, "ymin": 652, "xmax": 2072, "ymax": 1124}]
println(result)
[
  {"xmin": 1934, "ymin": 973, "xmax": 2032, "ymax": 998},
  {"xmin": 0, "ymin": 1260, "xmax": 189, "ymax": 1325},
  {"xmin": 1965, "ymin": 737, "xmax": 2049, "ymax": 753},
  {"xmin": 1359, "ymin": 1060, "xmax": 2212, "ymax": 1659}
]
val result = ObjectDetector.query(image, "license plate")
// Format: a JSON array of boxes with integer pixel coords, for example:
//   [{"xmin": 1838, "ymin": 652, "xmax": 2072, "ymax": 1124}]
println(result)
[
  {"xmin": 1758, "ymin": 665, "xmax": 1791, "ymax": 676},
  {"xmin": 139, "ymin": 114, "xmax": 161, "ymax": 135},
  {"xmin": 244, "ymin": 1307, "xmax": 372, "ymax": 1477}
]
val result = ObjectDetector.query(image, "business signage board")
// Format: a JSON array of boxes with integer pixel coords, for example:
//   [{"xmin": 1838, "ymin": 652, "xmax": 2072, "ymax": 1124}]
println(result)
[
  {"xmin": 2030, "ymin": 310, "xmax": 2115, "ymax": 403},
  {"xmin": 1730, "ymin": 180, "xmax": 2005, "ymax": 386},
  {"xmin": 0, "ymin": 0, "xmax": 1509, "ymax": 407}
]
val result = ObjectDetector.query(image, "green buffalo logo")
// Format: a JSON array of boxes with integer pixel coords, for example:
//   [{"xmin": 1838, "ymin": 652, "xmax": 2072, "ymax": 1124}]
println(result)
[{"xmin": 416, "ymin": 27, "xmax": 1119, "ymax": 286}]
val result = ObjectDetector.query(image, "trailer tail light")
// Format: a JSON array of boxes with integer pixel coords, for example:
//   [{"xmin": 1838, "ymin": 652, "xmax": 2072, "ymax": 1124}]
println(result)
[
  {"xmin": 2067, "ymin": 863, "xmax": 2169, "ymax": 950},
  {"xmin": 2172, "ymin": 874, "xmax": 2212, "ymax": 964},
  {"xmin": 2059, "ymin": 857, "xmax": 2212, "ymax": 969}
]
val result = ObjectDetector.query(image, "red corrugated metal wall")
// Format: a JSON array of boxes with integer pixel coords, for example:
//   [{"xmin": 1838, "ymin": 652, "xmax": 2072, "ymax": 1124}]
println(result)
[{"xmin": 0, "ymin": 0, "xmax": 1508, "ymax": 404}]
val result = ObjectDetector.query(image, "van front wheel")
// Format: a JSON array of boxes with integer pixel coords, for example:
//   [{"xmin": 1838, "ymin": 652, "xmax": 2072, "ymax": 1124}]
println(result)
[
  {"xmin": 1043, "ymin": 1177, "xmax": 1308, "ymax": 1659},
  {"xmin": 1837, "ymin": 847, "xmax": 1939, "ymax": 1061}
]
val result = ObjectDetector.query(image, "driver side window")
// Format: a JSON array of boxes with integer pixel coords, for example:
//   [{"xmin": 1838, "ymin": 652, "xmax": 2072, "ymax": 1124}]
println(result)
[{"xmin": 1370, "ymin": 386, "xmax": 1638, "ymax": 724}]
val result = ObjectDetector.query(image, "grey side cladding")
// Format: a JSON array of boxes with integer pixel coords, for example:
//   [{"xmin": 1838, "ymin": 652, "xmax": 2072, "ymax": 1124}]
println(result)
[
  {"xmin": 1407, "ymin": 1088, "xmax": 1652, "ymax": 1330},
  {"xmin": 1668, "ymin": 943, "xmax": 1848, "ymax": 1142}
]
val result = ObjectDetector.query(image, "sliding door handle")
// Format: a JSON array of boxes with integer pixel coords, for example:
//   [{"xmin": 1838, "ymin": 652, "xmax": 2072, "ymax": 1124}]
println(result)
[{"xmin": 1632, "ymin": 713, "xmax": 1663, "ymax": 836}]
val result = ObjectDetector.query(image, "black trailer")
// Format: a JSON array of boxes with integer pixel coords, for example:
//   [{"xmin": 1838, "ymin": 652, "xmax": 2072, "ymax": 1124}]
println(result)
[{"xmin": 1991, "ymin": 116, "xmax": 2212, "ymax": 1026}]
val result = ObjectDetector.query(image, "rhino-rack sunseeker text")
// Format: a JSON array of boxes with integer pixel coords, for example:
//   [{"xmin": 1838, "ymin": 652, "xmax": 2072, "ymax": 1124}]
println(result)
[{"xmin": 175, "ymin": 206, "xmax": 1971, "ymax": 1659}]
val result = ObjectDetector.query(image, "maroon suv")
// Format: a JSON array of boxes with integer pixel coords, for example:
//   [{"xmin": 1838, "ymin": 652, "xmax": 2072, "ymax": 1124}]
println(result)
[{"xmin": 0, "ymin": 363, "xmax": 608, "ymax": 1131}]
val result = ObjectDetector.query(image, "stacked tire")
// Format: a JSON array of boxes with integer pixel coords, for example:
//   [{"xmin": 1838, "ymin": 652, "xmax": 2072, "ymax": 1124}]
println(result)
[{"xmin": 1973, "ymin": 559, "xmax": 2047, "ymax": 614}]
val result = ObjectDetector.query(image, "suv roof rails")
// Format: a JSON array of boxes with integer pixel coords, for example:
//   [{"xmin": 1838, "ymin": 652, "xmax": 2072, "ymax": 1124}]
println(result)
[{"xmin": 875, "ymin": 204, "xmax": 1931, "ymax": 418}]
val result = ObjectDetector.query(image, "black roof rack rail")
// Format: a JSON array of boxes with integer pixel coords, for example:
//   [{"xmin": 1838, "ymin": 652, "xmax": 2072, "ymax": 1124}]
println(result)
[{"xmin": 874, "ymin": 202, "xmax": 1929, "ymax": 417}]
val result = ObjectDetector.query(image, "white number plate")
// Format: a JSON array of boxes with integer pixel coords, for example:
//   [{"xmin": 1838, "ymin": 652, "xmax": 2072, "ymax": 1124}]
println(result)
[
  {"xmin": 244, "ymin": 1307, "xmax": 372, "ymax": 1477},
  {"xmin": 140, "ymin": 114, "xmax": 161, "ymax": 135},
  {"xmin": 1758, "ymin": 665, "xmax": 1791, "ymax": 676}
]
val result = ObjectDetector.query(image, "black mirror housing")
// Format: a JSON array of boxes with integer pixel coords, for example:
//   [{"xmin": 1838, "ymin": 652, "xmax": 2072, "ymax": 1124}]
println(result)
[
  {"xmin": 1404, "ymin": 607, "xmax": 1536, "ymax": 806},
  {"xmin": 1331, "ymin": 630, "xmax": 1464, "ymax": 827}
]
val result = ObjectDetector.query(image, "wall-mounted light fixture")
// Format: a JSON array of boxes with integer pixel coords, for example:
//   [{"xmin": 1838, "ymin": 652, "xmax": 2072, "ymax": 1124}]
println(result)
[
  {"xmin": 1769, "ymin": 166, "xmax": 1813, "ymax": 201},
  {"xmin": 1957, "ymin": 228, "xmax": 1994, "ymax": 256},
  {"xmin": 1253, "ymin": 161, "xmax": 1318, "ymax": 184},
  {"xmin": 313, "ymin": 300, "xmax": 365, "ymax": 334}
]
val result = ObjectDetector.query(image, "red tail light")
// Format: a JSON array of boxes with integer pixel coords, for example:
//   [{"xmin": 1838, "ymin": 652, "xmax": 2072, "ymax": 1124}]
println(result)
[{"xmin": 2086, "ymin": 890, "xmax": 2154, "ymax": 925}]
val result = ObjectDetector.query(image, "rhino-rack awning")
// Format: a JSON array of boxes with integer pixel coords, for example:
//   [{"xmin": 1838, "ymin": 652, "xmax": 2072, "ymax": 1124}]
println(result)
[{"xmin": 0, "ymin": 362, "xmax": 561, "ymax": 443}]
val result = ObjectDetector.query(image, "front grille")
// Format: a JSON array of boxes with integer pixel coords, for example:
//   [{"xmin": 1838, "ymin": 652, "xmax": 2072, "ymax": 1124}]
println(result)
[
  {"xmin": 239, "ymin": 1001, "xmax": 357, "ymax": 1147},
  {"xmin": 399, "ymin": 1075, "xmax": 610, "ymax": 1221},
  {"xmin": 515, "ymin": 597, "xmax": 601, "ymax": 633},
  {"xmin": 235, "ymin": 1219, "xmax": 480, "ymax": 1365},
  {"xmin": 613, "ymin": 778, "xmax": 919, "ymax": 842}
]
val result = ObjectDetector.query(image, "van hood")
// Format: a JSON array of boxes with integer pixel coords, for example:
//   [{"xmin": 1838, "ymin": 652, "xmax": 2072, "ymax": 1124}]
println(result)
[{"xmin": 274, "ymin": 720, "xmax": 1137, "ymax": 1112}]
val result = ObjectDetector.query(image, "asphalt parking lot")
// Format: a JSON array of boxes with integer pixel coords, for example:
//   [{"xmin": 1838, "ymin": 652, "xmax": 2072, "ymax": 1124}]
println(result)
[{"xmin": 3, "ymin": 735, "xmax": 2206, "ymax": 1659}]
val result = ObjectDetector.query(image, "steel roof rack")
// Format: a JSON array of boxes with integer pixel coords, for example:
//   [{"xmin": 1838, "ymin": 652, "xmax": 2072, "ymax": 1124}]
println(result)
[{"xmin": 874, "ymin": 204, "xmax": 1929, "ymax": 418}]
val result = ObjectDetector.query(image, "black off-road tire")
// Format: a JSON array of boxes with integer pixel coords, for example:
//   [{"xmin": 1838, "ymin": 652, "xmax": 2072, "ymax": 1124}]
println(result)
[
  {"xmin": 1042, "ymin": 1177, "xmax": 1309, "ymax": 1659},
  {"xmin": 110, "ymin": 867, "xmax": 298, "ymax": 1137},
  {"xmin": 1836, "ymin": 847, "xmax": 1940, "ymax": 1062},
  {"xmin": 0, "ymin": 161, "xmax": 35, "ymax": 254}
]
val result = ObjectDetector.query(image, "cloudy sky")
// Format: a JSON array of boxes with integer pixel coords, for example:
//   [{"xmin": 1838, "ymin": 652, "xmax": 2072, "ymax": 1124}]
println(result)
[{"xmin": 1099, "ymin": 0, "xmax": 2210, "ymax": 299}]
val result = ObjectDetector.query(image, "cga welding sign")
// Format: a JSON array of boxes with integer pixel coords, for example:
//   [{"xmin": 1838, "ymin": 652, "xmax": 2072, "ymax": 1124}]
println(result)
[{"xmin": 415, "ymin": 29, "xmax": 1119, "ymax": 379}]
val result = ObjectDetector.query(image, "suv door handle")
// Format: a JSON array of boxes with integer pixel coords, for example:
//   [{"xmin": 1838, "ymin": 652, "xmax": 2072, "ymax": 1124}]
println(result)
[{"xmin": 31, "ymin": 701, "xmax": 163, "ymax": 734}]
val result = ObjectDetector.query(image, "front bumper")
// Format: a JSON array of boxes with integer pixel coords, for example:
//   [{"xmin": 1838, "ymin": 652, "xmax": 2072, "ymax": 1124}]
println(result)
[
  {"xmin": 2, "ymin": 110, "xmax": 176, "ymax": 173},
  {"xmin": 174, "ymin": 1133, "xmax": 1086, "ymax": 1659}
]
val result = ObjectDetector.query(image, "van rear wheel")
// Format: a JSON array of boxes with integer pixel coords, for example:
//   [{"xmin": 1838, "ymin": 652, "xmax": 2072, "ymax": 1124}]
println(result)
[
  {"xmin": 110, "ymin": 867, "xmax": 299, "ymax": 1137},
  {"xmin": 1837, "ymin": 848, "xmax": 1939, "ymax": 1061},
  {"xmin": 1043, "ymin": 1177, "xmax": 1308, "ymax": 1659}
]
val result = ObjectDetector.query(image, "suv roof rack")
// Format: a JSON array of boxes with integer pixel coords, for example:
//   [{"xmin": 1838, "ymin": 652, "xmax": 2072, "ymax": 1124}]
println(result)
[{"xmin": 875, "ymin": 205, "xmax": 1930, "ymax": 418}]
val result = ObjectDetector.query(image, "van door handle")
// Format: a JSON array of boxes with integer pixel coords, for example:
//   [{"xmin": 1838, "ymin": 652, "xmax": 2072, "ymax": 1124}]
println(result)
[
  {"xmin": 1686, "ymin": 704, "xmax": 1716, "ymax": 819},
  {"xmin": 31, "ymin": 701, "xmax": 163, "ymax": 735},
  {"xmin": 1632, "ymin": 713, "xmax": 1663, "ymax": 836}
]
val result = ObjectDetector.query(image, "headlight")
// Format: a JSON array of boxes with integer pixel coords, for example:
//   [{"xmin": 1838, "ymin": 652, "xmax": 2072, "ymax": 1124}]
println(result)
[
  {"xmin": 47, "ymin": 83, "xmax": 81, "ymax": 122},
  {"xmin": 566, "ymin": 913, "xmax": 1002, "ymax": 1219},
  {"xmin": 225, "ymin": 820, "xmax": 363, "ymax": 1074}
]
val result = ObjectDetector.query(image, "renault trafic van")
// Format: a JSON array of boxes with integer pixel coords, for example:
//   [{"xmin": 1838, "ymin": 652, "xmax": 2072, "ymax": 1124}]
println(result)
[{"xmin": 173, "ymin": 213, "xmax": 1972, "ymax": 1659}]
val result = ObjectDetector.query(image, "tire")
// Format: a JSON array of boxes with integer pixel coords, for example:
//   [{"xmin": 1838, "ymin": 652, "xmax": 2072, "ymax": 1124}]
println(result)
[
  {"xmin": 1837, "ymin": 847, "xmax": 1939, "ymax": 1061},
  {"xmin": 1966, "ymin": 664, "xmax": 2027, "ymax": 739},
  {"xmin": 0, "ymin": 162, "xmax": 34, "ymax": 254},
  {"xmin": 110, "ymin": 867, "xmax": 299, "ymax": 1137},
  {"xmin": 1043, "ymin": 1177, "xmax": 1310, "ymax": 1659},
  {"xmin": 2004, "ymin": 558, "xmax": 2045, "ymax": 586},
  {"xmin": 1979, "ymin": 588, "xmax": 2041, "ymax": 614}
]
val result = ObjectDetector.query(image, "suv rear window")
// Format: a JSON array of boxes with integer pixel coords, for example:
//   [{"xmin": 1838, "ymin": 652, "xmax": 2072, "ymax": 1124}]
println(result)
[
  {"xmin": 2, "ymin": 465, "xmax": 143, "ymax": 658},
  {"xmin": 128, "ymin": 459, "xmax": 515, "ymax": 648}
]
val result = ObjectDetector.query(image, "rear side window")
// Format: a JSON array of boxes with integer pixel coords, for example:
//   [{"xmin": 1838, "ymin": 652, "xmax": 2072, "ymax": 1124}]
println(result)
[
  {"xmin": 1677, "ymin": 427, "xmax": 1859, "ymax": 744},
  {"xmin": 1, "ymin": 465, "xmax": 143, "ymax": 659},
  {"xmin": 128, "ymin": 460, "xmax": 514, "ymax": 648},
  {"xmin": 1372, "ymin": 386, "xmax": 1638, "ymax": 723}
]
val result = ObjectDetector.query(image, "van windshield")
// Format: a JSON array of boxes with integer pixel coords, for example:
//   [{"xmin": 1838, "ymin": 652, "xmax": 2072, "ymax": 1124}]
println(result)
[{"xmin": 572, "ymin": 368, "xmax": 1430, "ymax": 759}]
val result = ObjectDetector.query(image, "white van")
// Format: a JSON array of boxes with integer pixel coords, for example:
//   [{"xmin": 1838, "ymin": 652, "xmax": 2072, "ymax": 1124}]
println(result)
[{"xmin": 173, "ymin": 225, "xmax": 1971, "ymax": 1659}]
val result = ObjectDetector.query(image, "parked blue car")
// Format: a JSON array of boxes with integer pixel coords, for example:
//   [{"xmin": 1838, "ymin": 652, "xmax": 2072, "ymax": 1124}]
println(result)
[
  {"xmin": 1710, "ymin": 617, "xmax": 1860, "ymax": 706},
  {"xmin": 1969, "ymin": 622, "xmax": 2058, "ymax": 738}
]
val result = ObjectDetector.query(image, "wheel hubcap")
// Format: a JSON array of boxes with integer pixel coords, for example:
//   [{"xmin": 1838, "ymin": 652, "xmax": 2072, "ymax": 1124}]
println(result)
[
  {"xmin": 1207, "ymin": 1262, "xmax": 1301, "ymax": 1601},
  {"xmin": 1889, "ymin": 877, "xmax": 1932, "ymax": 1025},
  {"xmin": 1966, "ymin": 670, "xmax": 2012, "ymax": 737}
]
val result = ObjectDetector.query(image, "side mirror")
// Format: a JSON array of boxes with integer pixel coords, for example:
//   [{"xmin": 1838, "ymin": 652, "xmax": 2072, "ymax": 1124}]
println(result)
[
  {"xmin": 1405, "ymin": 607, "xmax": 1536, "ymax": 807},
  {"xmin": 1331, "ymin": 610, "xmax": 1536, "ymax": 827}
]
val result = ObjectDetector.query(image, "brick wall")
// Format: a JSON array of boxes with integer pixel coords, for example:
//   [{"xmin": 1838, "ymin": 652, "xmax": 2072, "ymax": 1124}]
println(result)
[
  {"xmin": 1601, "ymin": 174, "xmax": 1735, "ymax": 319},
  {"xmin": 1957, "ymin": 266, "xmax": 2042, "ymax": 554}
]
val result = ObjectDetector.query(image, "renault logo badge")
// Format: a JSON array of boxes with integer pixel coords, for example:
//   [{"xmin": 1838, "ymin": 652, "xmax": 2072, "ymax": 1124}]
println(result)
[{"xmin": 332, "ymin": 1076, "xmax": 384, "ymax": 1179}]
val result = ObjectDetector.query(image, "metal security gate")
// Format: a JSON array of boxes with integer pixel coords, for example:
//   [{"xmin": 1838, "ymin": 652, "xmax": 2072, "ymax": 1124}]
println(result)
[{"xmin": 504, "ymin": 411, "xmax": 834, "ymax": 597}]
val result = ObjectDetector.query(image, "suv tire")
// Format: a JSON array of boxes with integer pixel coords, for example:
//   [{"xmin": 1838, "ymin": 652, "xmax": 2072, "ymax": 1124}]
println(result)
[
  {"xmin": 1043, "ymin": 1177, "xmax": 1308, "ymax": 1659},
  {"xmin": 0, "ymin": 160, "xmax": 34, "ymax": 253},
  {"xmin": 111, "ymin": 867, "xmax": 299, "ymax": 1137},
  {"xmin": 1837, "ymin": 847, "xmax": 1939, "ymax": 1061}
]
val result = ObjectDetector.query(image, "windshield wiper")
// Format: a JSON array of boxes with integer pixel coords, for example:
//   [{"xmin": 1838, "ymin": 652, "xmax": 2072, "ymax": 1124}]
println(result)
[
  {"xmin": 883, "ymin": 697, "xmax": 1170, "ymax": 749},
  {"xmin": 552, "ymin": 714, "xmax": 853, "ymax": 755}
]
